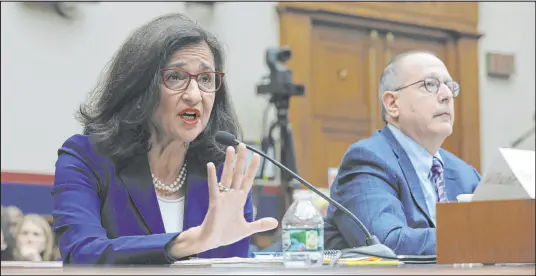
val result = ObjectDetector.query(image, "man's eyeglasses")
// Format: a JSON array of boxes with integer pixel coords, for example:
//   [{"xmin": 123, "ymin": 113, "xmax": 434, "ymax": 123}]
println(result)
[
  {"xmin": 394, "ymin": 77, "xmax": 460, "ymax": 97},
  {"xmin": 160, "ymin": 68, "xmax": 225, "ymax": 93}
]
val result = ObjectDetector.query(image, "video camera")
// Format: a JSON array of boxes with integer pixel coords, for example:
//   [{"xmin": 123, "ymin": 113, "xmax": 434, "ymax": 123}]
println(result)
[{"xmin": 256, "ymin": 47, "xmax": 305, "ymax": 98}]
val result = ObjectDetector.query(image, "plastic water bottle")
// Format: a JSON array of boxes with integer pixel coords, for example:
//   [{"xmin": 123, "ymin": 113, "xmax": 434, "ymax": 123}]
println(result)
[{"xmin": 282, "ymin": 190, "xmax": 324, "ymax": 268}]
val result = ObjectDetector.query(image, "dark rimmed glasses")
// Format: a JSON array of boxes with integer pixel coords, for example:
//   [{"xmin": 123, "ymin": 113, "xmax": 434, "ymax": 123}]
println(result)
[
  {"xmin": 160, "ymin": 68, "xmax": 225, "ymax": 93},
  {"xmin": 394, "ymin": 77, "xmax": 460, "ymax": 97}
]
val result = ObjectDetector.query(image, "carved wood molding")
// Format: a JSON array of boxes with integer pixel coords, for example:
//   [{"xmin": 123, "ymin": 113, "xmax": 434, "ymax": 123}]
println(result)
[{"xmin": 278, "ymin": 2, "xmax": 482, "ymax": 39}]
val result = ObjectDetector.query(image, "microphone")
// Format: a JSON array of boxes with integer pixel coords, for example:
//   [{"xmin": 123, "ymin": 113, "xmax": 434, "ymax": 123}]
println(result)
[
  {"xmin": 216, "ymin": 131, "xmax": 379, "ymax": 242},
  {"xmin": 215, "ymin": 131, "xmax": 436, "ymax": 263},
  {"xmin": 510, "ymin": 112, "xmax": 535, "ymax": 148}
]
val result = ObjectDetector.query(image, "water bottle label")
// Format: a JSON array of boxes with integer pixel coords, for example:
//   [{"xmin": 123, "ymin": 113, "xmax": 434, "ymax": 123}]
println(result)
[{"xmin": 282, "ymin": 228, "xmax": 324, "ymax": 252}]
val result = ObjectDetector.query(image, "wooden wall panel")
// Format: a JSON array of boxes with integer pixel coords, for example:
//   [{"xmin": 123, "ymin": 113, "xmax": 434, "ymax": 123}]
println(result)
[
  {"xmin": 278, "ymin": 2, "xmax": 482, "ymax": 187},
  {"xmin": 278, "ymin": 2, "xmax": 479, "ymax": 35}
]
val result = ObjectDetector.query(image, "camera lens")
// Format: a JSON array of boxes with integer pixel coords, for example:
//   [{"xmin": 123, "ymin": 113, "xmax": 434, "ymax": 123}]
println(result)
[{"xmin": 277, "ymin": 49, "xmax": 291, "ymax": 63}]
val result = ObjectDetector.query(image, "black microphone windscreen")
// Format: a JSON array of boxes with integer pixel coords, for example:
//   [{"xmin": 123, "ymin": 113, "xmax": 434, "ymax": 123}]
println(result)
[{"xmin": 215, "ymin": 131, "xmax": 238, "ymax": 146}]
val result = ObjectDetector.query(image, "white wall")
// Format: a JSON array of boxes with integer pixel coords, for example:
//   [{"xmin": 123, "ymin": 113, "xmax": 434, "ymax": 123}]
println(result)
[
  {"xmin": 0, "ymin": 2, "xmax": 278, "ymax": 174},
  {"xmin": 209, "ymin": 2, "xmax": 279, "ymax": 142},
  {"xmin": 2, "ymin": 2, "xmax": 534, "ymax": 175},
  {"xmin": 478, "ymin": 2, "xmax": 535, "ymax": 172}
]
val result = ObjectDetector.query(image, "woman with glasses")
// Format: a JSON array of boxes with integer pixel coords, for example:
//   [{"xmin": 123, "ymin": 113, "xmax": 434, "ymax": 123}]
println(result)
[{"xmin": 52, "ymin": 13, "xmax": 277, "ymax": 265}]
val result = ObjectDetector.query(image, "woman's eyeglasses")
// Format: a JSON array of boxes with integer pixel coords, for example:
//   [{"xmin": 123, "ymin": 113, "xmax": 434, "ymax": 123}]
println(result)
[{"xmin": 160, "ymin": 68, "xmax": 225, "ymax": 93}]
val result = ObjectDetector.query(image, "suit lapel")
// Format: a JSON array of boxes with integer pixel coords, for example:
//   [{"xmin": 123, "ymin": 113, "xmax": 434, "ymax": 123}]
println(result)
[
  {"xmin": 380, "ymin": 127, "xmax": 434, "ymax": 223},
  {"xmin": 183, "ymin": 161, "xmax": 225, "ymax": 231},
  {"xmin": 117, "ymin": 155, "xmax": 165, "ymax": 235},
  {"xmin": 183, "ymin": 170, "xmax": 206, "ymax": 231}
]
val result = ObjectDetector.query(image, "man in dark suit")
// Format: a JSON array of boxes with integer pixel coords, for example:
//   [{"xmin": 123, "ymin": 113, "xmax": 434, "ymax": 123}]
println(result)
[{"xmin": 324, "ymin": 51, "xmax": 481, "ymax": 255}]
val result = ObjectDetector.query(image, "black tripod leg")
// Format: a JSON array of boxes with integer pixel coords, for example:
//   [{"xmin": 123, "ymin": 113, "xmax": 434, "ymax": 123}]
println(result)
[
  {"xmin": 280, "ymin": 124, "xmax": 299, "ymax": 184},
  {"xmin": 279, "ymin": 122, "xmax": 299, "ymax": 211},
  {"xmin": 259, "ymin": 123, "xmax": 277, "ymax": 180}
]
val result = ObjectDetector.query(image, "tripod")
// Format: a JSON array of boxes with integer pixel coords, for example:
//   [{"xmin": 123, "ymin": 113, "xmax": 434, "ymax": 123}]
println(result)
[
  {"xmin": 259, "ymin": 95, "xmax": 301, "ymax": 215},
  {"xmin": 256, "ymin": 46, "xmax": 305, "ymax": 222}
]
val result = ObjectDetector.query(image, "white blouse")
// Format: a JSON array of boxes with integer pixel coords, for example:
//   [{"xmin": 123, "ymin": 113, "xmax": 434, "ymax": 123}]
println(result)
[{"xmin": 156, "ymin": 196, "xmax": 185, "ymax": 233}]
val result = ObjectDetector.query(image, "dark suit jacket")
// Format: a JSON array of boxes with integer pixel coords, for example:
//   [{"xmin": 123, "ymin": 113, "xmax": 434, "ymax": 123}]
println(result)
[
  {"xmin": 324, "ymin": 126, "xmax": 480, "ymax": 255},
  {"xmin": 52, "ymin": 134, "xmax": 253, "ymax": 264}
]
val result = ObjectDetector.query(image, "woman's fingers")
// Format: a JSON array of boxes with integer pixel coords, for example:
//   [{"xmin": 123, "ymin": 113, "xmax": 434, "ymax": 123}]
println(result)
[
  {"xmin": 242, "ymin": 153, "xmax": 260, "ymax": 192},
  {"xmin": 247, "ymin": 217, "xmax": 278, "ymax": 235},
  {"xmin": 206, "ymin": 162, "xmax": 219, "ymax": 201},
  {"xmin": 219, "ymin": 146, "xmax": 236, "ymax": 188},
  {"xmin": 232, "ymin": 143, "xmax": 247, "ymax": 190}
]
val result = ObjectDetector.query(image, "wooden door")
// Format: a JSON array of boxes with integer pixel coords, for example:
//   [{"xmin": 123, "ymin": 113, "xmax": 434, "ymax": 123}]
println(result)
[
  {"xmin": 308, "ymin": 24, "xmax": 376, "ymax": 188},
  {"xmin": 279, "ymin": 2, "xmax": 482, "ymax": 189},
  {"xmin": 304, "ymin": 26, "xmax": 463, "ymax": 188}
]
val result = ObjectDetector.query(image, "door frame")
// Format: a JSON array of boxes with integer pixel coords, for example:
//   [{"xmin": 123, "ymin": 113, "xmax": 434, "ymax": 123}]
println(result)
[{"xmin": 278, "ymin": 2, "xmax": 482, "ymax": 179}]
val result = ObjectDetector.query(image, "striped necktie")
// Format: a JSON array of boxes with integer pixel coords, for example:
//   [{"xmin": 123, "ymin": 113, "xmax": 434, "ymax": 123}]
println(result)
[{"xmin": 430, "ymin": 157, "xmax": 448, "ymax": 202}]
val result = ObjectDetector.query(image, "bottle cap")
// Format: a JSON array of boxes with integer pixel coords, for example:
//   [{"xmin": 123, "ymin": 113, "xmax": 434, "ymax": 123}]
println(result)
[{"xmin": 293, "ymin": 190, "xmax": 313, "ymax": 200}]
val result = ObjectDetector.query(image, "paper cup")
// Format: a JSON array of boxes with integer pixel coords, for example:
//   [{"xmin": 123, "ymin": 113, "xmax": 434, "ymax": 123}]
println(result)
[
  {"xmin": 456, "ymin": 194, "xmax": 474, "ymax": 202},
  {"xmin": 328, "ymin": 168, "xmax": 338, "ymax": 188}
]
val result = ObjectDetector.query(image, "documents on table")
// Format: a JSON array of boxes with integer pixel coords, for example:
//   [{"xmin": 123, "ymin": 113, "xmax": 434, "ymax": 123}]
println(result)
[
  {"xmin": 172, "ymin": 255, "xmax": 401, "ymax": 267},
  {"xmin": 172, "ymin": 256, "xmax": 283, "ymax": 267},
  {"xmin": 473, "ymin": 148, "xmax": 535, "ymax": 201}
]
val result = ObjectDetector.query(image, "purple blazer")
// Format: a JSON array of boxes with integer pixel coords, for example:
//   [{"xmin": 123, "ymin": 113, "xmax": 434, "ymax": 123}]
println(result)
[{"xmin": 52, "ymin": 134, "xmax": 253, "ymax": 265}]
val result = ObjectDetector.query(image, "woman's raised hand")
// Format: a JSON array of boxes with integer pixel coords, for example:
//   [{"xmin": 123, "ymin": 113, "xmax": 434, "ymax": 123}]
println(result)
[
  {"xmin": 199, "ymin": 143, "xmax": 278, "ymax": 248},
  {"xmin": 167, "ymin": 143, "xmax": 278, "ymax": 259}
]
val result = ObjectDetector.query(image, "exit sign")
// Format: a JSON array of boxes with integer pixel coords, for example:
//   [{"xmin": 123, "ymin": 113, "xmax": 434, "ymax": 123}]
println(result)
[{"xmin": 486, "ymin": 52, "xmax": 515, "ymax": 79}]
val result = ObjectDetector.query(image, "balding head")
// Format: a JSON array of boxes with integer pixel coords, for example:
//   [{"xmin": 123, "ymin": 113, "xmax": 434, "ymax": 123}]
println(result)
[
  {"xmin": 379, "ymin": 50, "xmax": 457, "ymax": 154},
  {"xmin": 378, "ymin": 50, "xmax": 439, "ymax": 121},
  {"xmin": 4, "ymin": 206, "xmax": 22, "ymax": 219},
  {"xmin": 4, "ymin": 205, "xmax": 23, "ymax": 236}
]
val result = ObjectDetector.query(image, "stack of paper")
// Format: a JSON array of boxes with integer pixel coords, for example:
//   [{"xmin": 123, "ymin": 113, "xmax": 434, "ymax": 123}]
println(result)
[
  {"xmin": 473, "ymin": 148, "xmax": 535, "ymax": 201},
  {"xmin": 0, "ymin": 261, "xmax": 63, "ymax": 268},
  {"xmin": 172, "ymin": 256, "xmax": 283, "ymax": 267}
]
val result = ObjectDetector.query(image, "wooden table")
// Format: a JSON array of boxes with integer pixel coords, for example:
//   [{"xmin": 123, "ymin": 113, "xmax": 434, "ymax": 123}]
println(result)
[{"xmin": 1, "ymin": 262, "xmax": 535, "ymax": 275}]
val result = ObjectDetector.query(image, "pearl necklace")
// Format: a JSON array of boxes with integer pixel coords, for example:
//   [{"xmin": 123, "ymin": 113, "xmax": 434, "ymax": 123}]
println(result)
[{"xmin": 152, "ymin": 162, "xmax": 187, "ymax": 194}]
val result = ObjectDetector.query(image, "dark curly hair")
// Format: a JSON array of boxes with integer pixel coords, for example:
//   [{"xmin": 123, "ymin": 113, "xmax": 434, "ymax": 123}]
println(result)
[{"xmin": 78, "ymin": 13, "xmax": 241, "ymax": 171}]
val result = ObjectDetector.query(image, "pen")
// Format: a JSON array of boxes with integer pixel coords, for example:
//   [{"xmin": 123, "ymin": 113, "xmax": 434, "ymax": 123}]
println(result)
[{"xmin": 335, "ymin": 260, "xmax": 401, "ymax": 266}]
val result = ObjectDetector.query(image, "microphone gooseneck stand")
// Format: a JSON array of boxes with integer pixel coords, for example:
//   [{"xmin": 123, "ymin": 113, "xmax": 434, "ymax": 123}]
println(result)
[{"xmin": 215, "ymin": 131, "xmax": 437, "ymax": 265}]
